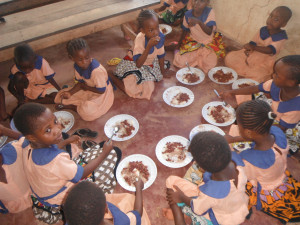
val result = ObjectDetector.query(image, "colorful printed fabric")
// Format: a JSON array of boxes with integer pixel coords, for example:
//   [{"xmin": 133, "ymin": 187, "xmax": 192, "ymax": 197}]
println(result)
[
  {"xmin": 183, "ymin": 161, "xmax": 203, "ymax": 185},
  {"xmin": 179, "ymin": 32, "xmax": 226, "ymax": 58},
  {"xmin": 161, "ymin": 7, "xmax": 186, "ymax": 24},
  {"xmin": 181, "ymin": 204, "xmax": 213, "ymax": 225},
  {"xmin": 246, "ymin": 170, "xmax": 300, "ymax": 223}
]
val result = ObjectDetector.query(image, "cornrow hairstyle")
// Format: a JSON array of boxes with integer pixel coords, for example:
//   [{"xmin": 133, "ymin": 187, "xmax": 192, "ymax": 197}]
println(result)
[
  {"xmin": 137, "ymin": 9, "xmax": 157, "ymax": 29},
  {"xmin": 66, "ymin": 38, "xmax": 90, "ymax": 57},
  {"xmin": 14, "ymin": 44, "xmax": 36, "ymax": 65},
  {"xmin": 14, "ymin": 103, "xmax": 47, "ymax": 135},
  {"xmin": 276, "ymin": 55, "xmax": 300, "ymax": 84},
  {"xmin": 236, "ymin": 100, "xmax": 277, "ymax": 135},
  {"xmin": 64, "ymin": 181, "xmax": 106, "ymax": 225},
  {"xmin": 189, "ymin": 131, "xmax": 231, "ymax": 173},
  {"xmin": 276, "ymin": 6, "xmax": 292, "ymax": 23}
]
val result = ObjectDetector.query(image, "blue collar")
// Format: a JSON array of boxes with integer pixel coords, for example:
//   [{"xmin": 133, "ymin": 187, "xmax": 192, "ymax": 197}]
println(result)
[
  {"xmin": 260, "ymin": 26, "xmax": 288, "ymax": 41},
  {"xmin": 22, "ymin": 139, "xmax": 30, "ymax": 148},
  {"xmin": 107, "ymin": 202, "xmax": 130, "ymax": 225},
  {"xmin": 174, "ymin": 0, "xmax": 189, "ymax": 3},
  {"xmin": 185, "ymin": 7, "xmax": 212, "ymax": 24},
  {"xmin": 144, "ymin": 32, "xmax": 165, "ymax": 54},
  {"xmin": 16, "ymin": 55, "xmax": 43, "ymax": 74},
  {"xmin": 32, "ymin": 145, "xmax": 65, "ymax": 165},
  {"xmin": 74, "ymin": 59, "xmax": 100, "ymax": 79},
  {"xmin": 0, "ymin": 143, "xmax": 17, "ymax": 165}
]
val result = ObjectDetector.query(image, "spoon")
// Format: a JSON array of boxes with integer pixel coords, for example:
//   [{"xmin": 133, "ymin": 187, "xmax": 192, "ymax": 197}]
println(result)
[
  {"xmin": 186, "ymin": 62, "xmax": 192, "ymax": 73},
  {"xmin": 214, "ymin": 89, "xmax": 228, "ymax": 107},
  {"xmin": 57, "ymin": 96, "xmax": 64, "ymax": 109},
  {"xmin": 107, "ymin": 126, "xmax": 119, "ymax": 144}
]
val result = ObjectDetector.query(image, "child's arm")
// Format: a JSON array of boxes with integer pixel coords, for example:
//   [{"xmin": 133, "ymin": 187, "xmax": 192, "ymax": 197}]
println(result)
[
  {"xmin": 155, "ymin": 4, "xmax": 167, "ymax": 13},
  {"xmin": 136, "ymin": 36, "xmax": 160, "ymax": 68},
  {"xmin": 220, "ymin": 85, "xmax": 260, "ymax": 99},
  {"xmin": 166, "ymin": 188, "xmax": 186, "ymax": 225},
  {"xmin": 166, "ymin": 185, "xmax": 192, "ymax": 207},
  {"xmin": 59, "ymin": 82, "xmax": 84, "ymax": 99},
  {"xmin": 188, "ymin": 17, "xmax": 213, "ymax": 35},
  {"xmin": 225, "ymin": 134, "xmax": 246, "ymax": 144},
  {"xmin": 177, "ymin": 30, "xmax": 188, "ymax": 49},
  {"xmin": 8, "ymin": 79, "xmax": 23, "ymax": 103},
  {"xmin": 81, "ymin": 83, "xmax": 105, "ymax": 94},
  {"xmin": 244, "ymin": 43, "xmax": 273, "ymax": 55},
  {"xmin": 48, "ymin": 77, "xmax": 61, "ymax": 91},
  {"xmin": 133, "ymin": 177, "xmax": 144, "ymax": 216},
  {"xmin": 0, "ymin": 124, "xmax": 21, "ymax": 140},
  {"xmin": 57, "ymin": 135, "xmax": 81, "ymax": 149},
  {"xmin": 0, "ymin": 155, "xmax": 7, "ymax": 184}
]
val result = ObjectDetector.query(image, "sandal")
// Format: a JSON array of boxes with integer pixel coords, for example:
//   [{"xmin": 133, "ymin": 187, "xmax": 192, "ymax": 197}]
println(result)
[
  {"xmin": 82, "ymin": 140, "xmax": 97, "ymax": 150},
  {"xmin": 73, "ymin": 128, "xmax": 98, "ymax": 138}
]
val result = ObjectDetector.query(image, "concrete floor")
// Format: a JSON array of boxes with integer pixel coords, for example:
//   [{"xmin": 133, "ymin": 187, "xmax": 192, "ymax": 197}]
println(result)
[{"xmin": 0, "ymin": 26, "xmax": 300, "ymax": 225}]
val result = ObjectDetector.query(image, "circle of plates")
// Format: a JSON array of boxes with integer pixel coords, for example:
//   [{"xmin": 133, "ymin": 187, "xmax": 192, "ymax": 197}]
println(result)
[
  {"xmin": 208, "ymin": 66, "xmax": 238, "ymax": 84},
  {"xmin": 54, "ymin": 111, "xmax": 75, "ymax": 133},
  {"xmin": 232, "ymin": 142, "xmax": 252, "ymax": 152},
  {"xmin": 0, "ymin": 136, "xmax": 8, "ymax": 148},
  {"xmin": 159, "ymin": 24, "xmax": 172, "ymax": 35},
  {"xmin": 116, "ymin": 154, "xmax": 157, "ymax": 192},
  {"xmin": 189, "ymin": 124, "xmax": 225, "ymax": 140},
  {"xmin": 202, "ymin": 101, "xmax": 236, "ymax": 127},
  {"xmin": 156, "ymin": 135, "xmax": 192, "ymax": 168},
  {"xmin": 176, "ymin": 67, "xmax": 205, "ymax": 85},
  {"xmin": 163, "ymin": 86, "xmax": 194, "ymax": 108},
  {"xmin": 232, "ymin": 78, "xmax": 259, "ymax": 89},
  {"xmin": 104, "ymin": 114, "xmax": 139, "ymax": 141}
]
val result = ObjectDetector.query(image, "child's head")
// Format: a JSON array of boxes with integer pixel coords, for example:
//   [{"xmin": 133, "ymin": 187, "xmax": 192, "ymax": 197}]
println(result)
[
  {"xmin": 192, "ymin": 0, "xmax": 210, "ymax": 12},
  {"xmin": 66, "ymin": 38, "xmax": 91, "ymax": 70},
  {"xmin": 14, "ymin": 103, "xmax": 63, "ymax": 147},
  {"xmin": 267, "ymin": 6, "xmax": 292, "ymax": 31},
  {"xmin": 14, "ymin": 44, "xmax": 36, "ymax": 74},
  {"xmin": 273, "ymin": 55, "xmax": 300, "ymax": 88},
  {"xmin": 137, "ymin": 10, "xmax": 159, "ymax": 39},
  {"xmin": 64, "ymin": 181, "xmax": 106, "ymax": 225},
  {"xmin": 189, "ymin": 131, "xmax": 231, "ymax": 173},
  {"xmin": 236, "ymin": 100, "xmax": 276, "ymax": 140}
]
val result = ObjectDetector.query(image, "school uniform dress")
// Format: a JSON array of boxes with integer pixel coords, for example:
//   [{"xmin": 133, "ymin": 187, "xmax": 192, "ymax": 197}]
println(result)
[
  {"xmin": 173, "ymin": 7, "xmax": 218, "ymax": 73},
  {"xmin": 115, "ymin": 32, "xmax": 165, "ymax": 100},
  {"xmin": 161, "ymin": 0, "xmax": 189, "ymax": 24},
  {"xmin": 225, "ymin": 27, "xmax": 288, "ymax": 82},
  {"xmin": 10, "ymin": 55, "xmax": 56, "ymax": 100},
  {"xmin": 240, "ymin": 126, "xmax": 300, "ymax": 223},
  {"xmin": 55, "ymin": 59, "xmax": 114, "ymax": 121},
  {"xmin": 0, "ymin": 138, "xmax": 32, "ymax": 214},
  {"xmin": 166, "ymin": 152, "xmax": 249, "ymax": 225}
]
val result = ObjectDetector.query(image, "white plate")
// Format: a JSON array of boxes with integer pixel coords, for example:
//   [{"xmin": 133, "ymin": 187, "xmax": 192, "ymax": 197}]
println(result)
[
  {"xmin": 189, "ymin": 124, "xmax": 225, "ymax": 140},
  {"xmin": 116, "ymin": 154, "xmax": 157, "ymax": 192},
  {"xmin": 176, "ymin": 67, "xmax": 205, "ymax": 85},
  {"xmin": 163, "ymin": 86, "xmax": 194, "ymax": 108},
  {"xmin": 156, "ymin": 135, "xmax": 192, "ymax": 168},
  {"xmin": 104, "ymin": 114, "xmax": 139, "ymax": 141},
  {"xmin": 10, "ymin": 119, "xmax": 19, "ymax": 132},
  {"xmin": 54, "ymin": 111, "xmax": 75, "ymax": 133},
  {"xmin": 159, "ymin": 24, "xmax": 172, "ymax": 35},
  {"xmin": 0, "ymin": 136, "xmax": 8, "ymax": 147},
  {"xmin": 208, "ymin": 67, "xmax": 238, "ymax": 84},
  {"xmin": 232, "ymin": 79, "xmax": 259, "ymax": 89},
  {"xmin": 232, "ymin": 142, "xmax": 252, "ymax": 152},
  {"xmin": 202, "ymin": 101, "xmax": 236, "ymax": 126}
]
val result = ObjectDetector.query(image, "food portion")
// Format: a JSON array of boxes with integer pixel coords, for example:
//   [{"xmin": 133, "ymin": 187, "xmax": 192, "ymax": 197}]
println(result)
[
  {"xmin": 208, "ymin": 105, "xmax": 233, "ymax": 123},
  {"xmin": 115, "ymin": 120, "xmax": 135, "ymax": 138},
  {"xmin": 121, "ymin": 161, "xmax": 150, "ymax": 186},
  {"xmin": 171, "ymin": 92, "xmax": 190, "ymax": 105},
  {"xmin": 162, "ymin": 142, "xmax": 187, "ymax": 163},
  {"xmin": 182, "ymin": 73, "xmax": 200, "ymax": 83},
  {"xmin": 213, "ymin": 69, "xmax": 234, "ymax": 83},
  {"xmin": 161, "ymin": 28, "xmax": 167, "ymax": 34},
  {"xmin": 238, "ymin": 82, "xmax": 255, "ymax": 88},
  {"xmin": 57, "ymin": 117, "xmax": 71, "ymax": 129}
]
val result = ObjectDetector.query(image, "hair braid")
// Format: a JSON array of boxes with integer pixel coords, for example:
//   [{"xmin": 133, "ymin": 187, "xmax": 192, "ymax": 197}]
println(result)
[
  {"xmin": 66, "ymin": 38, "xmax": 89, "ymax": 57},
  {"xmin": 137, "ymin": 9, "xmax": 157, "ymax": 29}
]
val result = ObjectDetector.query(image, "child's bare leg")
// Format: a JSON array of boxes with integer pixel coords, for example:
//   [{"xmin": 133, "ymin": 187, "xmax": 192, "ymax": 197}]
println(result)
[
  {"xmin": 108, "ymin": 70, "xmax": 126, "ymax": 93},
  {"xmin": 13, "ymin": 73, "xmax": 27, "ymax": 103},
  {"xmin": 29, "ymin": 92, "xmax": 57, "ymax": 104},
  {"xmin": 55, "ymin": 104, "xmax": 77, "ymax": 112},
  {"xmin": 0, "ymin": 87, "xmax": 8, "ymax": 121},
  {"xmin": 121, "ymin": 23, "xmax": 137, "ymax": 41}
]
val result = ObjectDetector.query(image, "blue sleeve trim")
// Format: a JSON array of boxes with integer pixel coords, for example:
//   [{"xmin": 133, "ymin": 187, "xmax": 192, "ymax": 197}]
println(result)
[
  {"xmin": 45, "ymin": 73, "xmax": 55, "ymax": 80},
  {"xmin": 258, "ymin": 82, "xmax": 269, "ymax": 93},
  {"xmin": 0, "ymin": 143, "xmax": 17, "ymax": 165},
  {"xmin": 249, "ymin": 41, "xmax": 257, "ymax": 46},
  {"xmin": 0, "ymin": 201, "xmax": 9, "ymax": 214},
  {"xmin": 96, "ymin": 87, "xmax": 106, "ymax": 92},
  {"xmin": 129, "ymin": 211, "xmax": 142, "ymax": 225},
  {"xmin": 164, "ymin": 2, "xmax": 170, "ymax": 7},
  {"xmin": 157, "ymin": 53, "xmax": 166, "ymax": 59},
  {"xmin": 268, "ymin": 45, "xmax": 277, "ymax": 55},
  {"xmin": 133, "ymin": 54, "xmax": 142, "ymax": 62},
  {"xmin": 181, "ymin": 23, "xmax": 190, "ymax": 31},
  {"xmin": 279, "ymin": 120, "xmax": 297, "ymax": 129},
  {"xmin": 206, "ymin": 21, "xmax": 216, "ymax": 27},
  {"xmin": 70, "ymin": 164, "xmax": 84, "ymax": 183},
  {"xmin": 8, "ymin": 74, "xmax": 14, "ymax": 79},
  {"xmin": 75, "ymin": 77, "xmax": 84, "ymax": 83}
]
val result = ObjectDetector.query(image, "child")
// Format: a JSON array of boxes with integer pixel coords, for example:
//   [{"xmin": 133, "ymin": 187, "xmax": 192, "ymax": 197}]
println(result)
[
  {"xmin": 166, "ymin": 131, "xmax": 249, "ymax": 225},
  {"xmin": 8, "ymin": 44, "xmax": 60, "ymax": 105},
  {"xmin": 173, "ymin": 0, "xmax": 218, "ymax": 73},
  {"xmin": 64, "ymin": 179, "xmax": 151, "ymax": 225},
  {"xmin": 13, "ymin": 103, "xmax": 117, "ymax": 224},
  {"xmin": 221, "ymin": 55, "xmax": 300, "ymax": 152},
  {"xmin": 113, "ymin": 9, "xmax": 175, "ymax": 100},
  {"xmin": 155, "ymin": 0, "xmax": 189, "ymax": 25},
  {"xmin": 225, "ymin": 6, "xmax": 292, "ymax": 83},
  {"xmin": 54, "ymin": 38, "xmax": 114, "ymax": 121},
  {"xmin": 227, "ymin": 100, "xmax": 300, "ymax": 223},
  {"xmin": 0, "ymin": 87, "xmax": 9, "ymax": 121}
]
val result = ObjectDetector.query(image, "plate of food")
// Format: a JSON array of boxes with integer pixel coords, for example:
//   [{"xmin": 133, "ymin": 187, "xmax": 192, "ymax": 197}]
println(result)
[
  {"xmin": 159, "ymin": 24, "xmax": 172, "ymax": 35},
  {"xmin": 176, "ymin": 67, "xmax": 205, "ymax": 85},
  {"xmin": 0, "ymin": 136, "xmax": 8, "ymax": 148},
  {"xmin": 156, "ymin": 135, "xmax": 192, "ymax": 168},
  {"xmin": 116, "ymin": 154, "xmax": 157, "ymax": 192},
  {"xmin": 208, "ymin": 67, "xmax": 238, "ymax": 84},
  {"xmin": 202, "ymin": 101, "xmax": 236, "ymax": 126},
  {"xmin": 232, "ymin": 79, "xmax": 259, "ymax": 89},
  {"xmin": 54, "ymin": 111, "xmax": 75, "ymax": 133},
  {"xmin": 189, "ymin": 124, "xmax": 225, "ymax": 140},
  {"xmin": 163, "ymin": 86, "xmax": 194, "ymax": 108},
  {"xmin": 232, "ymin": 142, "xmax": 252, "ymax": 152},
  {"xmin": 104, "ymin": 114, "xmax": 139, "ymax": 141}
]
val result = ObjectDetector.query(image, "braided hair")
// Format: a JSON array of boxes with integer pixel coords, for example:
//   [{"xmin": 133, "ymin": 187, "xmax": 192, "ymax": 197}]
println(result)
[
  {"xmin": 137, "ymin": 9, "xmax": 157, "ymax": 29},
  {"xmin": 66, "ymin": 38, "xmax": 89, "ymax": 57},
  {"xmin": 236, "ymin": 100, "xmax": 277, "ymax": 135},
  {"xmin": 276, "ymin": 55, "xmax": 300, "ymax": 84}
]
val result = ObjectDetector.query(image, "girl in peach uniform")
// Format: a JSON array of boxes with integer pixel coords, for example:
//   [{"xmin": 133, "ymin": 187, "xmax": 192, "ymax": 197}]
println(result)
[
  {"xmin": 225, "ymin": 6, "xmax": 292, "ymax": 83},
  {"xmin": 55, "ymin": 38, "xmax": 114, "ymax": 121}
]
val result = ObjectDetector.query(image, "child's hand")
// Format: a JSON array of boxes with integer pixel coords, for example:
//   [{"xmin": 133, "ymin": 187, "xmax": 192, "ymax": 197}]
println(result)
[
  {"xmin": 188, "ymin": 17, "xmax": 199, "ymax": 27},
  {"xmin": 134, "ymin": 177, "xmax": 144, "ymax": 191},
  {"xmin": 219, "ymin": 90, "xmax": 233, "ymax": 100},
  {"xmin": 243, "ymin": 43, "xmax": 255, "ymax": 52},
  {"xmin": 163, "ymin": 69, "xmax": 176, "ymax": 78},
  {"xmin": 147, "ymin": 36, "xmax": 160, "ymax": 48},
  {"xmin": 102, "ymin": 140, "xmax": 113, "ymax": 154},
  {"xmin": 61, "ymin": 91, "xmax": 72, "ymax": 99},
  {"xmin": 166, "ymin": 186, "xmax": 185, "ymax": 205},
  {"xmin": 68, "ymin": 135, "xmax": 81, "ymax": 145},
  {"xmin": 224, "ymin": 134, "xmax": 235, "ymax": 143}
]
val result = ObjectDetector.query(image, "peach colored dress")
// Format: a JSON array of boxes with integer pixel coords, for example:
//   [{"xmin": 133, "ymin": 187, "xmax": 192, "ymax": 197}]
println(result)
[
  {"xmin": 173, "ymin": 7, "xmax": 217, "ymax": 73},
  {"xmin": 0, "ymin": 137, "xmax": 32, "ymax": 213},
  {"xmin": 115, "ymin": 32, "xmax": 165, "ymax": 100},
  {"xmin": 166, "ymin": 152, "xmax": 249, "ymax": 225},
  {"xmin": 10, "ymin": 56, "xmax": 56, "ymax": 100},
  {"xmin": 55, "ymin": 59, "xmax": 114, "ymax": 121},
  {"xmin": 105, "ymin": 193, "xmax": 151, "ymax": 225},
  {"xmin": 225, "ymin": 27, "xmax": 287, "ymax": 83},
  {"xmin": 164, "ymin": 0, "xmax": 188, "ymax": 14}
]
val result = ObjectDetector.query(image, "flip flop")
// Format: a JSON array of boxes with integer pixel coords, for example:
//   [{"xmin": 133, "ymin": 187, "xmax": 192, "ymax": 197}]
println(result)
[
  {"xmin": 82, "ymin": 140, "xmax": 97, "ymax": 150},
  {"xmin": 73, "ymin": 128, "xmax": 98, "ymax": 138}
]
